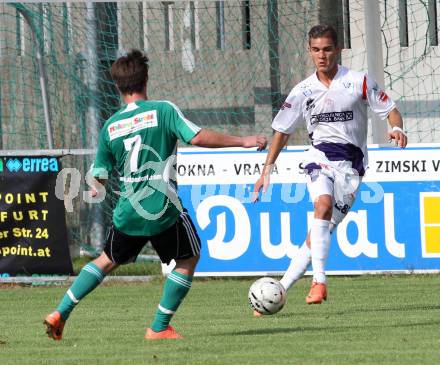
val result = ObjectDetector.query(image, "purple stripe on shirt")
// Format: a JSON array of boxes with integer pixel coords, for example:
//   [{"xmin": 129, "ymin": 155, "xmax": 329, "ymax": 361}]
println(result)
[{"xmin": 312, "ymin": 142, "xmax": 365, "ymax": 176}]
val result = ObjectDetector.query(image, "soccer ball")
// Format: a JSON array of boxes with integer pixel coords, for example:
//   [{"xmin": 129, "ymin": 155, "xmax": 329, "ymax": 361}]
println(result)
[{"xmin": 248, "ymin": 277, "xmax": 286, "ymax": 315}]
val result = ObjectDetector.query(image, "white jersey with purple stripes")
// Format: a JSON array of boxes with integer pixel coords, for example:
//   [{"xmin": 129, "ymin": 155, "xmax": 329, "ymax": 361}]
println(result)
[{"xmin": 271, "ymin": 65, "xmax": 395, "ymax": 175}]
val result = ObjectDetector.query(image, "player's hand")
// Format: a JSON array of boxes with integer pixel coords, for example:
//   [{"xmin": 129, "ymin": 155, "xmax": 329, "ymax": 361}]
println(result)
[
  {"xmin": 242, "ymin": 135, "xmax": 268, "ymax": 151},
  {"xmin": 91, "ymin": 186, "xmax": 99, "ymax": 198},
  {"xmin": 252, "ymin": 175, "xmax": 265, "ymax": 202},
  {"xmin": 388, "ymin": 127, "xmax": 407, "ymax": 148},
  {"xmin": 252, "ymin": 164, "xmax": 273, "ymax": 202}
]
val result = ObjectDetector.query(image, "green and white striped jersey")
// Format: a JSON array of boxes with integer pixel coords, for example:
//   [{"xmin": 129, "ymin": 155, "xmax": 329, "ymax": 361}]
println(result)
[{"xmin": 93, "ymin": 100, "xmax": 201, "ymax": 236}]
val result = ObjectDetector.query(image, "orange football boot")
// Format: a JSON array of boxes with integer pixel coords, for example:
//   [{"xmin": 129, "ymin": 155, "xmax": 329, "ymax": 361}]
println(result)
[
  {"xmin": 145, "ymin": 325, "xmax": 183, "ymax": 340},
  {"xmin": 306, "ymin": 282, "xmax": 327, "ymax": 304},
  {"xmin": 253, "ymin": 310, "xmax": 263, "ymax": 317},
  {"xmin": 44, "ymin": 311, "xmax": 65, "ymax": 340}
]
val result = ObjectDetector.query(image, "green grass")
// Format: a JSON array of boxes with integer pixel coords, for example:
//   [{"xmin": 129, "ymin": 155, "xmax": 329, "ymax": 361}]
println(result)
[{"xmin": 1, "ymin": 275, "xmax": 440, "ymax": 365}]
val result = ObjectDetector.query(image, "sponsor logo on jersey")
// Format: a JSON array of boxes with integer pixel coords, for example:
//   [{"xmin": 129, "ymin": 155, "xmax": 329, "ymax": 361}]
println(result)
[
  {"xmin": 300, "ymin": 83, "xmax": 313, "ymax": 97},
  {"xmin": 310, "ymin": 111, "xmax": 353, "ymax": 124},
  {"xmin": 324, "ymin": 98, "xmax": 334, "ymax": 108},
  {"xmin": 305, "ymin": 98, "xmax": 315, "ymax": 111},
  {"xmin": 378, "ymin": 91, "xmax": 389, "ymax": 103},
  {"xmin": 343, "ymin": 81, "xmax": 354, "ymax": 94},
  {"xmin": 280, "ymin": 102, "xmax": 291, "ymax": 110},
  {"xmin": 5, "ymin": 157, "xmax": 59, "ymax": 173},
  {"xmin": 108, "ymin": 110, "xmax": 158, "ymax": 140}
]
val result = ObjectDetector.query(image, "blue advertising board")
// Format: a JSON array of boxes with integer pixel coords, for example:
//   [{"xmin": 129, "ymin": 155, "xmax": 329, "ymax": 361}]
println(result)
[{"xmin": 173, "ymin": 144, "xmax": 440, "ymax": 276}]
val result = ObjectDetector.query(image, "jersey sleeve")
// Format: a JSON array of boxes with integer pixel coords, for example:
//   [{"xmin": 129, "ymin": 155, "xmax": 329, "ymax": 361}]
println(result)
[
  {"xmin": 364, "ymin": 75, "xmax": 396, "ymax": 120},
  {"xmin": 271, "ymin": 86, "xmax": 304, "ymax": 134},
  {"xmin": 92, "ymin": 128, "xmax": 115, "ymax": 177},
  {"xmin": 162, "ymin": 101, "xmax": 201, "ymax": 143}
]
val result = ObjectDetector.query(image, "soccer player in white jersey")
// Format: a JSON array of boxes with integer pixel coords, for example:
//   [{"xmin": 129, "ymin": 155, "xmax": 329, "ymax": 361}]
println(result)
[
  {"xmin": 44, "ymin": 49, "xmax": 267, "ymax": 340},
  {"xmin": 253, "ymin": 24, "xmax": 407, "ymax": 310}
]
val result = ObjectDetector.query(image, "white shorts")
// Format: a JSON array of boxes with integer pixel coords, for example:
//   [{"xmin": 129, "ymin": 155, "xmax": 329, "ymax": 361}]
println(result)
[
  {"xmin": 306, "ymin": 172, "xmax": 359, "ymax": 231},
  {"xmin": 303, "ymin": 148, "xmax": 362, "ymax": 231}
]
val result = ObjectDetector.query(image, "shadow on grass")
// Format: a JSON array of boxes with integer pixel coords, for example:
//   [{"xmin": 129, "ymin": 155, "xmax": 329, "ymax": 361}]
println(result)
[
  {"xmin": 215, "ymin": 319, "xmax": 440, "ymax": 337},
  {"xmin": 216, "ymin": 327, "xmax": 317, "ymax": 336},
  {"xmin": 276, "ymin": 303, "xmax": 440, "ymax": 318},
  {"xmin": 239, "ymin": 302, "xmax": 440, "ymax": 323},
  {"xmin": 331, "ymin": 303, "xmax": 440, "ymax": 316}
]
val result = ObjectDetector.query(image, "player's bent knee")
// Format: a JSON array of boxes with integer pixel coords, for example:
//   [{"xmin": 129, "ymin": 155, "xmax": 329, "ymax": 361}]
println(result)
[
  {"xmin": 175, "ymin": 255, "xmax": 200, "ymax": 273},
  {"xmin": 187, "ymin": 254, "xmax": 200, "ymax": 267},
  {"xmin": 93, "ymin": 252, "xmax": 119, "ymax": 274},
  {"xmin": 314, "ymin": 202, "xmax": 333, "ymax": 220}
]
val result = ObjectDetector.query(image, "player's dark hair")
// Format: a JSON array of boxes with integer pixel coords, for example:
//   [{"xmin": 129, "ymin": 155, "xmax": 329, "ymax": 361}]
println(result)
[
  {"xmin": 111, "ymin": 49, "xmax": 149, "ymax": 94},
  {"xmin": 308, "ymin": 24, "xmax": 338, "ymax": 47}
]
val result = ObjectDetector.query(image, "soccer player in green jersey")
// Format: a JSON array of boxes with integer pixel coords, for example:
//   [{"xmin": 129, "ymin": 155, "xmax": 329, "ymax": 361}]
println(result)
[{"xmin": 44, "ymin": 49, "xmax": 267, "ymax": 340}]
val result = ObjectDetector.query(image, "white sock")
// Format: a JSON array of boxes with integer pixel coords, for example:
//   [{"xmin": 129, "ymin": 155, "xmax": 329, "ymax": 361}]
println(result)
[
  {"xmin": 280, "ymin": 242, "xmax": 311, "ymax": 291},
  {"xmin": 311, "ymin": 218, "xmax": 331, "ymax": 284}
]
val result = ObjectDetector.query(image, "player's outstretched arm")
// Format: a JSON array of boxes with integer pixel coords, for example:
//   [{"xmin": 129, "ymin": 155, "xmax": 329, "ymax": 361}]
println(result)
[
  {"xmin": 387, "ymin": 108, "xmax": 407, "ymax": 148},
  {"xmin": 190, "ymin": 129, "xmax": 267, "ymax": 150},
  {"xmin": 252, "ymin": 130, "xmax": 290, "ymax": 202}
]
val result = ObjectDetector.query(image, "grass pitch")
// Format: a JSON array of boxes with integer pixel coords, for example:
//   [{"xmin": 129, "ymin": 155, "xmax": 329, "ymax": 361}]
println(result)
[{"xmin": 0, "ymin": 275, "xmax": 439, "ymax": 365}]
